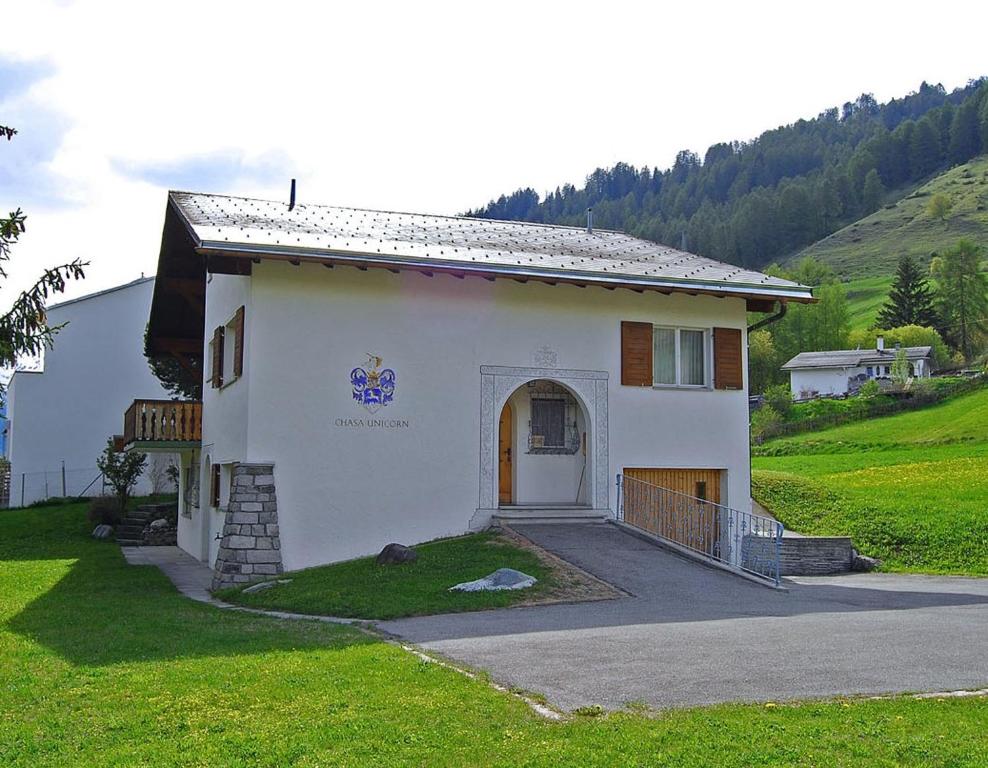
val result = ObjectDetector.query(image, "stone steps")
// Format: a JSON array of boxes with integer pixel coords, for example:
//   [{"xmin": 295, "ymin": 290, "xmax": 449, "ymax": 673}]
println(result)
[{"xmin": 494, "ymin": 505, "xmax": 611, "ymax": 526}]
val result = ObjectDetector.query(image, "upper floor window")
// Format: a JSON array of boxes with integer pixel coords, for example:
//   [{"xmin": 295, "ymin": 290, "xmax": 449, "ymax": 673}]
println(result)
[
  {"xmin": 653, "ymin": 327, "xmax": 708, "ymax": 387},
  {"xmin": 209, "ymin": 305, "xmax": 245, "ymax": 389}
]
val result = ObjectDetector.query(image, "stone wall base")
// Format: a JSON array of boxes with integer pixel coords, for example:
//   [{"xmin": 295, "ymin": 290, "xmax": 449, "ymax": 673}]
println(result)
[{"xmin": 211, "ymin": 463, "xmax": 283, "ymax": 590}]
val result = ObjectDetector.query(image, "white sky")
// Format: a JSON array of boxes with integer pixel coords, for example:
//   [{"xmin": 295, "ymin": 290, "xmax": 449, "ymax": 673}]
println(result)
[{"xmin": 1, "ymin": 0, "xmax": 986, "ymax": 305}]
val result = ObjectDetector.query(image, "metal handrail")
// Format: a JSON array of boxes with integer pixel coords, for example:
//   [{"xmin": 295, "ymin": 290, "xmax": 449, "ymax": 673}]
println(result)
[{"xmin": 616, "ymin": 474, "xmax": 783, "ymax": 586}]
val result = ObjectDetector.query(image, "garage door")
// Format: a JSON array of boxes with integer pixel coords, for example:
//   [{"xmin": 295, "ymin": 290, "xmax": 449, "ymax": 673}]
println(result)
[{"xmin": 622, "ymin": 468, "xmax": 723, "ymax": 556}]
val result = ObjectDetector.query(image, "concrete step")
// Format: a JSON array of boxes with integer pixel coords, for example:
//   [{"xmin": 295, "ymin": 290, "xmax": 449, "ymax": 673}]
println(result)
[
  {"xmin": 494, "ymin": 506, "xmax": 610, "ymax": 525},
  {"xmin": 116, "ymin": 538, "xmax": 144, "ymax": 546}
]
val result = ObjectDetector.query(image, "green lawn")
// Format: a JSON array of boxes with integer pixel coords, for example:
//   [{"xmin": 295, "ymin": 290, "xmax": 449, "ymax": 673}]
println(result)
[
  {"xmin": 218, "ymin": 532, "xmax": 555, "ymax": 619},
  {"xmin": 753, "ymin": 387, "xmax": 988, "ymax": 574},
  {"xmin": 2, "ymin": 502, "xmax": 988, "ymax": 765}
]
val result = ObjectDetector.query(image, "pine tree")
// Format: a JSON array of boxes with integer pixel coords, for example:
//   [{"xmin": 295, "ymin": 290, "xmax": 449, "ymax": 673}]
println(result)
[
  {"xmin": 878, "ymin": 255, "xmax": 938, "ymax": 329},
  {"xmin": 931, "ymin": 240, "xmax": 988, "ymax": 361},
  {"xmin": 861, "ymin": 169, "xmax": 885, "ymax": 214},
  {"xmin": 948, "ymin": 101, "xmax": 981, "ymax": 165}
]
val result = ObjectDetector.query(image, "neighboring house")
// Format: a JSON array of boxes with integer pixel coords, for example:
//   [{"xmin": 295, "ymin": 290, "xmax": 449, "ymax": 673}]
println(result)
[
  {"xmin": 6, "ymin": 277, "xmax": 178, "ymax": 505},
  {"xmin": 782, "ymin": 337, "xmax": 933, "ymax": 399},
  {"xmin": 131, "ymin": 191, "xmax": 813, "ymax": 587}
]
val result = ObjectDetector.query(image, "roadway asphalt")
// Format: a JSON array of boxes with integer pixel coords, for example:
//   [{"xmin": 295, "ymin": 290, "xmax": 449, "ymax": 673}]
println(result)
[{"xmin": 378, "ymin": 523, "xmax": 988, "ymax": 711}]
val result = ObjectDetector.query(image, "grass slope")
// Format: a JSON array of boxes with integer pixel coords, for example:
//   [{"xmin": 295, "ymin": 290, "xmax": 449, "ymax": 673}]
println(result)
[
  {"xmin": 3, "ymin": 501, "xmax": 988, "ymax": 766},
  {"xmin": 796, "ymin": 155, "xmax": 988, "ymax": 280},
  {"xmin": 218, "ymin": 532, "xmax": 555, "ymax": 619},
  {"xmin": 753, "ymin": 387, "xmax": 988, "ymax": 574},
  {"xmin": 843, "ymin": 274, "xmax": 894, "ymax": 330}
]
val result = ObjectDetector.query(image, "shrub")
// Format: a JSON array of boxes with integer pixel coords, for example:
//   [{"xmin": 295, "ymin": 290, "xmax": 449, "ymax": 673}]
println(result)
[
  {"xmin": 763, "ymin": 384, "xmax": 793, "ymax": 417},
  {"xmin": 96, "ymin": 438, "xmax": 147, "ymax": 515},
  {"xmin": 88, "ymin": 496, "xmax": 122, "ymax": 526},
  {"xmin": 750, "ymin": 404, "xmax": 783, "ymax": 442},
  {"xmin": 858, "ymin": 380, "xmax": 881, "ymax": 398}
]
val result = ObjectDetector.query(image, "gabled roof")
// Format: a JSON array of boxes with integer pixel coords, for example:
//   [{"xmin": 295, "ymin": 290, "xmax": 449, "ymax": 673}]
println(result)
[
  {"xmin": 166, "ymin": 191, "xmax": 814, "ymax": 303},
  {"xmin": 782, "ymin": 347, "xmax": 933, "ymax": 370}
]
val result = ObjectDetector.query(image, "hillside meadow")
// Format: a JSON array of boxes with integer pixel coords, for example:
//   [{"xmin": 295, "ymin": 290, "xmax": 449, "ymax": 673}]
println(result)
[{"xmin": 753, "ymin": 386, "xmax": 988, "ymax": 574}]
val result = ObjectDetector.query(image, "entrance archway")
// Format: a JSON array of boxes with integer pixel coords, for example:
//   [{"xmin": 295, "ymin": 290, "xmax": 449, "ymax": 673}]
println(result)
[{"xmin": 477, "ymin": 365, "xmax": 609, "ymax": 517}]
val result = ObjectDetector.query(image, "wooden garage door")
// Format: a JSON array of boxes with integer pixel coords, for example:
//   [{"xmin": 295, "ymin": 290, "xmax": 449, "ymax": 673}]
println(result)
[{"xmin": 623, "ymin": 468, "xmax": 723, "ymax": 556}]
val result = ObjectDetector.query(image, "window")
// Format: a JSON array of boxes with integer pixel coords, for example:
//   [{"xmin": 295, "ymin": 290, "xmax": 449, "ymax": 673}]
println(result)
[
  {"xmin": 866, "ymin": 366, "xmax": 874, "ymax": 377},
  {"xmin": 210, "ymin": 463, "xmax": 221, "ymax": 508},
  {"xmin": 531, "ymin": 399, "xmax": 566, "ymax": 448},
  {"xmin": 210, "ymin": 306, "xmax": 245, "ymax": 389},
  {"xmin": 653, "ymin": 327, "xmax": 708, "ymax": 387}
]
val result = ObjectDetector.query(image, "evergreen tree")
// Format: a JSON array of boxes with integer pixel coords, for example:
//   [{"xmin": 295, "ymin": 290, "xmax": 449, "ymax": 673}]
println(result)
[
  {"xmin": 877, "ymin": 254, "xmax": 938, "ymax": 328},
  {"xmin": 931, "ymin": 239, "xmax": 988, "ymax": 361},
  {"xmin": 861, "ymin": 169, "xmax": 885, "ymax": 214},
  {"xmin": 909, "ymin": 117, "xmax": 942, "ymax": 178},
  {"xmin": 948, "ymin": 101, "xmax": 981, "ymax": 165}
]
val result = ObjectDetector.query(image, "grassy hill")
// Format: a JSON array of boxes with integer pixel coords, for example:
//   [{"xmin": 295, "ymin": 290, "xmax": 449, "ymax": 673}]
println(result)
[
  {"xmin": 843, "ymin": 274, "xmax": 895, "ymax": 330},
  {"xmin": 752, "ymin": 384, "xmax": 988, "ymax": 574},
  {"xmin": 796, "ymin": 155, "xmax": 988, "ymax": 281}
]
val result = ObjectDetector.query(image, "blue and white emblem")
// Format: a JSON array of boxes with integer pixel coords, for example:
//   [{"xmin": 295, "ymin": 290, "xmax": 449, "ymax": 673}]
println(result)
[{"xmin": 350, "ymin": 354, "xmax": 396, "ymax": 414}]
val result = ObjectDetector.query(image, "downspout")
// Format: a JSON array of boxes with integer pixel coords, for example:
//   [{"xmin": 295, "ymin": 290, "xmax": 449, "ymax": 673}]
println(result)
[
  {"xmin": 747, "ymin": 301, "xmax": 788, "ymax": 334},
  {"xmin": 746, "ymin": 300, "xmax": 788, "ymax": 516}
]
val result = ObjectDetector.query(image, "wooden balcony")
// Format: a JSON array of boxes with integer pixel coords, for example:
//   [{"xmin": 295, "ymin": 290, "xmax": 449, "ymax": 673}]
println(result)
[{"xmin": 123, "ymin": 399, "xmax": 202, "ymax": 448}]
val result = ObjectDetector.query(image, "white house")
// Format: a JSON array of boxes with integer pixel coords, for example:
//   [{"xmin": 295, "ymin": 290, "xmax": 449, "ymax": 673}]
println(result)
[
  {"xmin": 132, "ymin": 191, "xmax": 813, "ymax": 587},
  {"xmin": 6, "ymin": 277, "xmax": 178, "ymax": 505},
  {"xmin": 782, "ymin": 338, "xmax": 933, "ymax": 399}
]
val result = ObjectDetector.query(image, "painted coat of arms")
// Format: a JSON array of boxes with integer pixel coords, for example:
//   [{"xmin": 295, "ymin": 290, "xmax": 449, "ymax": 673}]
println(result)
[{"xmin": 350, "ymin": 354, "xmax": 396, "ymax": 413}]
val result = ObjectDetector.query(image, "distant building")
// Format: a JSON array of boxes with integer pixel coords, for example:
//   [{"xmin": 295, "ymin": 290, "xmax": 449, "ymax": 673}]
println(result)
[
  {"xmin": 6, "ymin": 277, "xmax": 177, "ymax": 505},
  {"xmin": 782, "ymin": 337, "xmax": 933, "ymax": 399}
]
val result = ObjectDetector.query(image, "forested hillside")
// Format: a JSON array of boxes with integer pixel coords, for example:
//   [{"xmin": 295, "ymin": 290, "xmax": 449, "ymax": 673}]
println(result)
[
  {"xmin": 795, "ymin": 155, "xmax": 988, "ymax": 279},
  {"xmin": 470, "ymin": 80, "xmax": 988, "ymax": 271}
]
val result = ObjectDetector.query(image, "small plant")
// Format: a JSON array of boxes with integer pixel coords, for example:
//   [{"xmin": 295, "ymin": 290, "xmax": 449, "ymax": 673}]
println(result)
[
  {"xmin": 891, "ymin": 348, "xmax": 910, "ymax": 386},
  {"xmin": 96, "ymin": 438, "xmax": 147, "ymax": 517},
  {"xmin": 751, "ymin": 404, "xmax": 783, "ymax": 442},
  {"xmin": 87, "ymin": 496, "xmax": 123, "ymax": 526},
  {"xmin": 763, "ymin": 383, "xmax": 794, "ymax": 418},
  {"xmin": 858, "ymin": 380, "xmax": 881, "ymax": 398}
]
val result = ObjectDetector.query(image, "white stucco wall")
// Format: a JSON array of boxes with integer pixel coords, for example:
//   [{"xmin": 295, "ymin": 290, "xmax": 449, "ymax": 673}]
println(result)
[
  {"xmin": 788, "ymin": 368, "xmax": 851, "ymax": 398},
  {"xmin": 187, "ymin": 261, "xmax": 753, "ymax": 571},
  {"xmin": 6, "ymin": 278, "xmax": 177, "ymax": 505}
]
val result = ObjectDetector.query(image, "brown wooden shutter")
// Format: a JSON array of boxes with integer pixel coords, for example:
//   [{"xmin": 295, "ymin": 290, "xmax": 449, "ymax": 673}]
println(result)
[
  {"xmin": 713, "ymin": 327, "xmax": 743, "ymax": 390},
  {"xmin": 621, "ymin": 321, "xmax": 653, "ymax": 386},
  {"xmin": 210, "ymin": 463, "xmax": 221, "ymax": 508},
  {"xmin": 210, "ymin": 326, "xmax": 224, "ymax": 388},
  {"xmin": 233, "ymin": 305, "xmax": 245, "ymax": 378}
]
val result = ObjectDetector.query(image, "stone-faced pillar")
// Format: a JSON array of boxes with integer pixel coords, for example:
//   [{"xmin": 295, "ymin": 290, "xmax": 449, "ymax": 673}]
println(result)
[{"xmin": 211, "ymin": 463, "xmax": 283, "ymax": 591}]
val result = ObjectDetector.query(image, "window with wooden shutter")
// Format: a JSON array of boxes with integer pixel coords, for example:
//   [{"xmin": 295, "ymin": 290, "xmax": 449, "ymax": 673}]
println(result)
[
  {"xmin": 232, "ymin": 305, "xmax": 245, "ymax": 378},
  {"xmin": 210, "ymin": 326, "xmax": 224, "ymax": 388},
  {"xmin": 621, "ymin": 321, "xmax": 653, "ymax": 386},
  {"xmin": 713, "ymin": 327, "xmax": 743, "ymax": 390},
  {"xmin": 210, "ymin": 463, "xmax": 221, "ymax": 508}
]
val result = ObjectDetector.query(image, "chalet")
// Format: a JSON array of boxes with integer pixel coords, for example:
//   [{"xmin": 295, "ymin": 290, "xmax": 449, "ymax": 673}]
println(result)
[
  {"xmin": 129, "ymin": 191, "xmax": 813, "ymax": 588},
  {"xmin": 783, "ymin": 337, "xmax": 933, "ymax": 399}
]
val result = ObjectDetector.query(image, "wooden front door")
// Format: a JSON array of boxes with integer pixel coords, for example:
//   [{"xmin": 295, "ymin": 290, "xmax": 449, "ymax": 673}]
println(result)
[{"xmin": 498, "ymin": 403, "xmax": 513, "ymax": 504}]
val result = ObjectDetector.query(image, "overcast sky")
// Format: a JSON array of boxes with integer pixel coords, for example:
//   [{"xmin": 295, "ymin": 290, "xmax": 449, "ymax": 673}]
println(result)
[{"xmin": 2, "ymin": 0, "xmax": 986, "ymax": 305}]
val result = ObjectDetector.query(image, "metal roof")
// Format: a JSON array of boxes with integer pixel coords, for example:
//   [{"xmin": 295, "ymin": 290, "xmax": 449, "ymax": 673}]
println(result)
[
  {"xmin": 168, "ymin": 191, "xmax": 813, "ymax": 302},
  {"xmin": 783, "ymin": 346, "xmax": 933, "ymax": 370}
]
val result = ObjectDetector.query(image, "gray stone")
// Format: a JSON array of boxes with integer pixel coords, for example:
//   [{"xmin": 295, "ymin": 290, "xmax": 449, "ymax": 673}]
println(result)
[
  {"xmin": 852, "ymin": 552, "xmax": 881, "ymax": 572},
  {"xmin": 246, "ymin": 549, "xmax": 282, "ymax": 564},
  {"xmin": 92, "ymin": 524, "xmax": 114, "ymax": 540},
  {"xmin": 254, "ymin": 474, "xmax": 275, "ymax": 485},
  {"xmin": 450, "ymin": 568, "xmax": 537, "ymax": 592},
  {"xmin": 149, "ymin": 518, "xmax": 169, "ymax": 530},
  {"xmin": 376, "ymin": 543, "xmax": 419, "ymax": 565},
  {"xmin": 255, "ymin": 537, "xmax": 273, "ymax": 550},
  {"xmin": 253, "ymin": 564, "xmax": 281, "ymax": 575},
  {"xmin": 239, "ymin": 502, "xmax": 263, "ymax": 513},
  {"xmin": 227, "ymin": 535, "xmax": 256, "ymax": 549},
  {"xmin": 230, "ymin": 512, "xmax": 259, "ymax": 525}
]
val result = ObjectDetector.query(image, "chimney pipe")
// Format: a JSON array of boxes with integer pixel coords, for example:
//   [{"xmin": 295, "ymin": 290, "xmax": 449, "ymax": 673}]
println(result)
[
  {"xmin": 876, "ymin": 335, "xmax": 884, "ymax": 351},
  {"xmin": 288, "ymin": 178, "xmax": 296, "ymax": 211},
  {"xmin": 586, "ymin": 207, "xmax": 593, "ymax": 234}
]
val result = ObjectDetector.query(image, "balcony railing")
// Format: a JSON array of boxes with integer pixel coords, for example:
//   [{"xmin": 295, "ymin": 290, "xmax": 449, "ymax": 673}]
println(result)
[{"xmin": 123, "ymin": 399, "xmax": 202, "ymax": 446}]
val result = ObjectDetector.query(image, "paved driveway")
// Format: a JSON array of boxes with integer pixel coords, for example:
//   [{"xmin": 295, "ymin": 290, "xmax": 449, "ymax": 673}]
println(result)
[{"xmin": 379, "ymin": 523, "xmax": 988, "ymax": 711}]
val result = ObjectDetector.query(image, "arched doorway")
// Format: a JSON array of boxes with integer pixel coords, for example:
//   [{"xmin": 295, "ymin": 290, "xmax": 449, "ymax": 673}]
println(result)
[
  {"xmin": 497, "ymin": 379, "xmax": 591, "ymax": 507},
  {"xmin": 477, "ymin": 365, "xmax": 609, "ymax": 519}
]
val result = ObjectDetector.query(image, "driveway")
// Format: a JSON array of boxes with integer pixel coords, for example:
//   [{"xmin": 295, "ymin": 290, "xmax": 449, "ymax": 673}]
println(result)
[{"xmin": 379, "ymin": 523, "xmax": 988, "ymax": 711}]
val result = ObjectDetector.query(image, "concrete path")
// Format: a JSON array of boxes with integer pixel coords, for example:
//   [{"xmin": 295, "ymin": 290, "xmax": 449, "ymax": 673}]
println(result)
[
  {"xmin": 122, "ymin": 546, "xmax": 217, "ymax": 602},
  {"xmin": 380, "ymin": 523, "xmax": 988, "ymax": 711}
]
